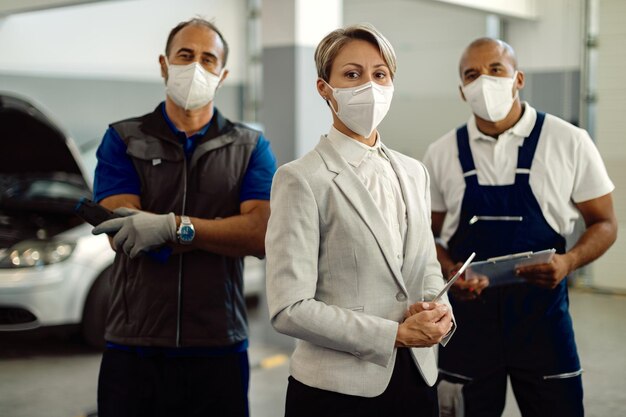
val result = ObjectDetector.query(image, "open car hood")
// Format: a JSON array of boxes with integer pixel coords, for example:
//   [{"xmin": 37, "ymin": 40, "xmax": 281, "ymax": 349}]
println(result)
[
  {"xmin": 0, "ymin": 93, "xmax": 89, "ymax": 183},
  {"xmin": 0, "ymin": 93, "xmax": 93, "ymax": 249}
]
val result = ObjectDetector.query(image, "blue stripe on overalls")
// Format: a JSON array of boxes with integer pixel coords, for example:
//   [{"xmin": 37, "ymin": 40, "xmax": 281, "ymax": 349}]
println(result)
[{"xmin": 440, "ymin": 112, "xmax": 580, "ymax": 380}]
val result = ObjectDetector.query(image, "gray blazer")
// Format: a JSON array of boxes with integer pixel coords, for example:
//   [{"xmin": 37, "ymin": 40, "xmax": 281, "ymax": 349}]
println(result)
[{"xmin": 265, "ymin": 136, "xmax": 454, "ymax": 397}]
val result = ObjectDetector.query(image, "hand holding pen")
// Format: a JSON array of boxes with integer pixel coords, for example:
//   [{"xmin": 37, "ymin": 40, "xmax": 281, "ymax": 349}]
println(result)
[{"xmin": 397, "ymin": 303, "xmax": 452, "ymax": 348}]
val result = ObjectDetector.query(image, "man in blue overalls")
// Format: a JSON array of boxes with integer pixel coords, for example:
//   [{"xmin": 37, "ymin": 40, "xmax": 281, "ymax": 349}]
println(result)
[{"xmin": 423, "ymin": 38, "xmax": 617, "ymax": 417}]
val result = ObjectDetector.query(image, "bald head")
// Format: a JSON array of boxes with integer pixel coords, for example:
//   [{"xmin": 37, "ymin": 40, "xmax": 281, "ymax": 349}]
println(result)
[{"xmin": 459, "ymin": 38, "xmax": 518, "ymax": 83}]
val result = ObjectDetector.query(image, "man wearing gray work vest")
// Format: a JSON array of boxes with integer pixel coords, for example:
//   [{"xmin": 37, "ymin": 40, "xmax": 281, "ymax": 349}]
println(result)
[
  {"xmin": 423, "ymin": 38, "xmax": 617, "ymax": 417},
  {"xmin": 92, "ymin": 18, "xmax": 277, "ymax": 417}
]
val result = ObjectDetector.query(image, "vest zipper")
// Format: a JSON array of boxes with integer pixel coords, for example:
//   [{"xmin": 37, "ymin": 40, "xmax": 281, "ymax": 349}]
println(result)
[
  {"xmin": 122, "ymin": 270, "xmax": 130, "ymax": 324},
  {"xmin": 176, "ymin": 153, "xmax": 188, "ymax": 347}
]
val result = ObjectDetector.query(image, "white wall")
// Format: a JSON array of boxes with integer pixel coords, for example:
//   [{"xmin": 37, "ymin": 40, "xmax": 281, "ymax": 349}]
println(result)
[
  {"xmin": 0, "ymin": 0, "xmax": 106, "ymax": 15},
  {"xmin": 0, "ymin": 0, "xmax": 247, "ymax": 82},
  {"xmin": 262, "ymin": 0, "xmax": 342, "ymax": 48},
  {"xmin": 592, "ymin": 0, "xmax": 626, "ymax": 292},
  {"xmin": 507, "ymin": 0, "xmax": 583, "ymax": 71},
  {"xmin": 431, "ymin": 0, "xmax": 536, "ymax": 19}
]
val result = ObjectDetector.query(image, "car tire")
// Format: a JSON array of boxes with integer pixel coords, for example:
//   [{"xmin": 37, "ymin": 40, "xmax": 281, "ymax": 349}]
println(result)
[{"xmin": 81, "ymin": 266, "xmax": 111, "ymax": 349}]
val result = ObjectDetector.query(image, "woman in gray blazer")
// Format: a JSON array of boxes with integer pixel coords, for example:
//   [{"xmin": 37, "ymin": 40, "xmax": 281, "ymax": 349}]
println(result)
[{"xmin": 265, "ymin": 23, "xmax": 455, "ymax": 417}]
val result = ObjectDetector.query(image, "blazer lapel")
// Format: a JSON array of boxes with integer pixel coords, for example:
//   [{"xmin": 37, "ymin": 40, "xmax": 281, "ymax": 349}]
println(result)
[
  {"xmin": 315, "ymin": 137, "xmax": 407, "ymax": 292},
  {"xmin": 383, "ymin": 145, "xmax": 419, "ymax": 281}
]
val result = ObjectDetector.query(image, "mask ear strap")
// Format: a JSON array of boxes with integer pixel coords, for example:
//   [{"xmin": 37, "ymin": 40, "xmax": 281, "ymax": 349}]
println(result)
[
  {"xmin": 327, "ymin": 97, "xmax": 340, "ymax": 115},
  {"xmin": 320, "ymin": 79, "xmax": 340, "ymax": 114},
  {"xmin": 212, "ymin": 68, "xmax": 226, "ymax": 89}
]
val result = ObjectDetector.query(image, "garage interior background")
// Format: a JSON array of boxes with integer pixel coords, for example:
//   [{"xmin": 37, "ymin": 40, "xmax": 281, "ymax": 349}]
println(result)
[{"xmin": 0, "ymin": 0, "xmax": 623, "ymax": 292}]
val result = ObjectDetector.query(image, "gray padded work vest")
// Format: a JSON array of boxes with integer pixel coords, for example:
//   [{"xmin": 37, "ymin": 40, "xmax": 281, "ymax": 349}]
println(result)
[{"xmin": 105, "ymin": 105, "xmax": 260, "ymax": 348}]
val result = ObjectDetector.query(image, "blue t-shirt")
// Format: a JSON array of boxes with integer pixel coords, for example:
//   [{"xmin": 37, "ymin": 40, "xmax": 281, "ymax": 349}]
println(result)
[{"xmin": 93, "ymin": 103, "xmax": 277, "ymax": 203}]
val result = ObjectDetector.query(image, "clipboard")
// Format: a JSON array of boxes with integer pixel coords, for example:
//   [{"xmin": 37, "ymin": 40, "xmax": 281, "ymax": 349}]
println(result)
[{"xmin": 465, "ymin": 248, "xmax": 556, "ymax": 287}]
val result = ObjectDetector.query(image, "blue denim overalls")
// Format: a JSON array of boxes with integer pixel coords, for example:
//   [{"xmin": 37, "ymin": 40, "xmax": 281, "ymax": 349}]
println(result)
[{"xmin": 439, "ymin": 113, "xmax": 584, "ymax": 416}]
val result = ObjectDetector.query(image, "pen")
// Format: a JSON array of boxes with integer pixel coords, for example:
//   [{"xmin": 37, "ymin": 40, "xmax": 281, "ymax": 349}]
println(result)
[{"xmin": 432, "ymin": 252, "xmax": 476, "ymax": 303}]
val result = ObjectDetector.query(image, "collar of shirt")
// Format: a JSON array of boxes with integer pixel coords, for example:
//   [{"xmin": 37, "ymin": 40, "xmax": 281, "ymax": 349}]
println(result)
[
  {"xmin": 160, "ymin": 102, "xmax": 212, "ymax": 158},
  {"xmin": 325, "ymin": 126, "xmax": 388, "ymax": 168},
  {"xmin": 467, "ymin": 101, "xmax": 537, "ymax": 143}
]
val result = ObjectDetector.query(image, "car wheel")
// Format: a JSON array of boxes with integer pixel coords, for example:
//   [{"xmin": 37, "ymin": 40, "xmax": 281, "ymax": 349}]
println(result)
[{"xmin": 81, "ymin": 266, "xmax": 111, "ymax": 349}]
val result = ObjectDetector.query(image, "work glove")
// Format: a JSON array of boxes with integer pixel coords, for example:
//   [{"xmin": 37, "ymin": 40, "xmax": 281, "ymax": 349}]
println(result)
[{"xmin": 92, "ymin": 208, "xmax": 177, "ymax": 259}]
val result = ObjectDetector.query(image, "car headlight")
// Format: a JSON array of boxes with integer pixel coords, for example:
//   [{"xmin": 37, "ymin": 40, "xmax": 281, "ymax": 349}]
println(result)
[{"xmin": 0, "ymin": 240, "xmax": 76, "ymax": 269}]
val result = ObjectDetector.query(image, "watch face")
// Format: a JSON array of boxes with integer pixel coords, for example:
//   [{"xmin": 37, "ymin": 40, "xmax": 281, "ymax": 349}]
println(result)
[{"xmin": 179, "ymin": 225, "xmax": 195, "ymax": 242}]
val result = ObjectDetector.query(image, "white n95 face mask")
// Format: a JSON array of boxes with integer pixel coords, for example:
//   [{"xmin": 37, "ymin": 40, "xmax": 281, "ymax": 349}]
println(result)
[
  {"xmin": 165, "ymin": 60, "xmax": 223, "ymax": 110},
  {"xmin": 325, "ymin": 81, "xmax": 394, "ymax": 138},
  {"xmin": 461, "ymin": 72, "xmax": 518, "ymax": 122}
]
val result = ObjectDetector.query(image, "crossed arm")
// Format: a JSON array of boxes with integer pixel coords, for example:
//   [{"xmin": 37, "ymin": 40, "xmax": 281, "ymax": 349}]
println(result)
[{"xmin": 99, "ymin": 193, "xmax": 270, "ymax": 258}]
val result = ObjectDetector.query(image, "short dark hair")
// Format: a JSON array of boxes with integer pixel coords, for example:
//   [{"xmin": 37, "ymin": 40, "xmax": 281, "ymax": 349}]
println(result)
[{"xmin": 165, "ymin": 17, "xmax": 229, "ymax": 66}]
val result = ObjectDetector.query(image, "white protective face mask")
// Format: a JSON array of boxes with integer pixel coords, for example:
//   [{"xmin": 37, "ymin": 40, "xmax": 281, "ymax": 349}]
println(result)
[
  {"xmin": 324, "ymin": 80, "xmax": 394, "ymax": 138},
  {"xmin": 165, "ymin": 59, "xmax": 223, "ymax": 110},
  {"xmin": 461, "ymin": 72, "xmax": 518, "ymax": 122}
]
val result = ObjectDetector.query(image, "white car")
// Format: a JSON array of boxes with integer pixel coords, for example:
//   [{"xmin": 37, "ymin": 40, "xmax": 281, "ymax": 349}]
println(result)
[{"xmin": 0, "ymin": 93, "xmax": 264, "ymax": 348}]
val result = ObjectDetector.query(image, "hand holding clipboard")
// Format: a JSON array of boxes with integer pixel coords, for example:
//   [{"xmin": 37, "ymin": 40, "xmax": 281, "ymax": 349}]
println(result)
[{"xmin": 465, "ymin": 249, "xmax": 556, "ymax": 287}]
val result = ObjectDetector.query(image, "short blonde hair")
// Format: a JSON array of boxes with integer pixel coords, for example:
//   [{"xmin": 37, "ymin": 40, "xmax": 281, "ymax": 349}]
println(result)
[{"xmin": 314, "ymin": 23, "xmax": 397, "ymax": 82}]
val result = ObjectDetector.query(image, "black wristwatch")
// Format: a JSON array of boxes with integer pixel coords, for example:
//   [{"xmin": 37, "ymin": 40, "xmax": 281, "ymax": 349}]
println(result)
[{"xmin": 177, "ymin": 215, "xmax": 195, "ymax": 245}]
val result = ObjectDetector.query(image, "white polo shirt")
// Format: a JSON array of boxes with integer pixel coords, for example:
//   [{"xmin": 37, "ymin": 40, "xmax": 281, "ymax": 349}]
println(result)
[{"xmin": 423, "ymin": 102, "xmax": 614, "ymax": 247}]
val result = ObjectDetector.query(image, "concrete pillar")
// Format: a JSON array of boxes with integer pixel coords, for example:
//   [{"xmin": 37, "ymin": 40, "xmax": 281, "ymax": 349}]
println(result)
[{"xmin": 260, "ymin": 0, "xmax": 342, "ymax": 165}]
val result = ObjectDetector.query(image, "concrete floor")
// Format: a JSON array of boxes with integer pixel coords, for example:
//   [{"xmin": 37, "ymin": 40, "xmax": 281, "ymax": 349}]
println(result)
[{"xmin": 0, "ymin": 289, "xmax": 624, "ymax": 417}]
